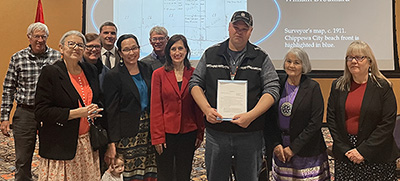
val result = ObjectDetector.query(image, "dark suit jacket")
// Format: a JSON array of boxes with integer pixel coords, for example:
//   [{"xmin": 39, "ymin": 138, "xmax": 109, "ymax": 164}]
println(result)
[
  {"xmin": 140, "ymin": 53, "xmax": 165, "ymax": 71},
  {"xmin": 150, "ymin": 67, "xmax": 205, "ymax": 145},
  {"xmin": 103, "ymin": 61, "xmax": 152, "ymax": 142},
  {"xmin": 101, "ymin": 47, "xmax": 121, "ymax": 69},
  {"xmin": 35, "ymin": 60, "xmax": 100, "ymax": 160},
  {"xmin": 327, "ymin": 77, "xmax": 399, "ymax": 163},
  {"xmin": 266, "ymin": 74, "xmax": 326, "ymax": 157},
  {"xmin": 114, "ymin": 49, "xmax": 121, "ymax": 67}
]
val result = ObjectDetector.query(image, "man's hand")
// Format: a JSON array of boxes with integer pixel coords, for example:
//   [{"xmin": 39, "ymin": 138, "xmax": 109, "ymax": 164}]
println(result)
[
  {"xmin": 231, "ymin": 112, "xmax": 254, "ymax": 128},
  {"xmin": 204, "ymin": 108, "xmax": 223, "ymax": 124},
  {"xmin": 0, "ymin": 121, "xmax": 10, "ymax": 137}
]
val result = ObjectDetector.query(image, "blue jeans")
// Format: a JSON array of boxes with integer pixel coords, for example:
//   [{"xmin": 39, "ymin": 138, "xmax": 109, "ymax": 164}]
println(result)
[
  {"xmin": 12, "ymin": 107, "xmax": 37, "ymax": 181},
  {"xmin": 205, "ymin": 128, "xmax": 264, "ymax": 181}
]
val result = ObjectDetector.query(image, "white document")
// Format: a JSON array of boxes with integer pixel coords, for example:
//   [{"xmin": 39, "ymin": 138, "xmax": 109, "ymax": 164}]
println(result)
[{"xmin": 217, "ymin": 80, "xmax": 247, "ymax": 121}]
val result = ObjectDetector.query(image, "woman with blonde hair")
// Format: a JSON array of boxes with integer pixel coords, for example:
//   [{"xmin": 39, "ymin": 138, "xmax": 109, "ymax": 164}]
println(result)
[{"xmin": 327, "ymin": 40, "xmax": 399, "ymax": 180}]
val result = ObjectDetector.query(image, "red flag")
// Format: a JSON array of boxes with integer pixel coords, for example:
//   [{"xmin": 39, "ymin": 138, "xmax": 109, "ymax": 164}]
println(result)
[{"xmin": 35, "ymin": 0, "xmax": 44, "ymax": 23}]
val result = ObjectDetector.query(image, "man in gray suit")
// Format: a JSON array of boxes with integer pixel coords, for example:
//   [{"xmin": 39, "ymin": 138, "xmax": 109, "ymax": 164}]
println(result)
[
  {"xmin": 99, "ymin": 21, "xmax": 120, "ymax": 69},
  {"xmin": 140, "ymin": 26, "xmax": 169, "ymax": 71}
]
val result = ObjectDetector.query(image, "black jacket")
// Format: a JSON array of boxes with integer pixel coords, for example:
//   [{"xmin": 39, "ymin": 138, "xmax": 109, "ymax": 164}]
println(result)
[
  {"xmin": 266, "ymin": 74, "xmax": 326, "ymax": 157},
  {"xmin": 103, "ymin": 62, "xmax": 152, "ymax": 142},
  {"xmin": 202, "ymin": 39, "xmax": 279, "ymax": 132},
  {"xmin": 35, "ymin": 60, "xmax": 100, "ymax": 160},
  {"xmin": 327, "ymin": 77, "xmax": 399, "ymax": 163}
]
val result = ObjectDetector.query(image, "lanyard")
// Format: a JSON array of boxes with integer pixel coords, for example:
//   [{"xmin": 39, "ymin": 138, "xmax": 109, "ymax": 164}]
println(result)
[{"xmin": 230, "ymin": 66, "xmax": 238, "ymax": 80}]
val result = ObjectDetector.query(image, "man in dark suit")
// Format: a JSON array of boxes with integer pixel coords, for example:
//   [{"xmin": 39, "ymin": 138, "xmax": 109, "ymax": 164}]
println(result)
[
  {"xmin": 99, "ymin": 21, "xmax": 120, "ymax": 69},
  {"xmin": 140, "ymin": 26, "xmax": 169, "ymax": 71}
]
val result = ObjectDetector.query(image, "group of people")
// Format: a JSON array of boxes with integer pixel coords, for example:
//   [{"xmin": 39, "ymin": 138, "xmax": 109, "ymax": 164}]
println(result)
[{"xmin": 0, "ymin": 10, "xmax": 399, "ymax": 181}]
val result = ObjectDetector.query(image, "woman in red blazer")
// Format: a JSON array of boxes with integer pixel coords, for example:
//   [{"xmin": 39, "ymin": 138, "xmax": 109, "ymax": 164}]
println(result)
[{"xmin": 150, "ymin": 34, "xmax": 204, "ymax": 181}]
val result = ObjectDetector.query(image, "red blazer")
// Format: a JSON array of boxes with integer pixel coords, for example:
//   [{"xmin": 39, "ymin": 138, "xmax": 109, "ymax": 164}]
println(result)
[{"xmin": 150, "ymin": 66, "xmax": 205, "ymax": 145}]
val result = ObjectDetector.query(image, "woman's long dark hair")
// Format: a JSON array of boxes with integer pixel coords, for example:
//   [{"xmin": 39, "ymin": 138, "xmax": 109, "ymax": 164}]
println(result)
[{"xmin": 164, "ymin": 34, "xmax": 191, "ymax": 71}]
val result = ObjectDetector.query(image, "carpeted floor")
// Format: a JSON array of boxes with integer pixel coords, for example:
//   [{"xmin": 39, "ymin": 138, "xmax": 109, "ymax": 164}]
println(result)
[{"xmin": 0, "ymin": 128, "xmax": 334, "ymax": 181}]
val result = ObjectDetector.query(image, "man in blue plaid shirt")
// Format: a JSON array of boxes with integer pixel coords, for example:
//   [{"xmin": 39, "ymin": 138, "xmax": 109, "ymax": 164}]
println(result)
[{"xmin": 0, "ymin": 22, "xmax": 61, "ymax": 181}]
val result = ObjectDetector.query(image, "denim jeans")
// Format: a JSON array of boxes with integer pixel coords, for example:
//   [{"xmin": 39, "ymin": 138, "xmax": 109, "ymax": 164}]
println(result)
[
  {"xmin": 12, "ymin": 107, "xmax": 37, "ymax": 181},
  {"xmin": 205, "ymin": 128, "xmax": 264, "ymax": 181}
]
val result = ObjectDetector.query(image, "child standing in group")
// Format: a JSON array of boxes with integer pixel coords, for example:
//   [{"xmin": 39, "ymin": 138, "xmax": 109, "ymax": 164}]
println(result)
[{"xmin": 101, "ymin": 154, "xmax": 124, "ymax": 181}]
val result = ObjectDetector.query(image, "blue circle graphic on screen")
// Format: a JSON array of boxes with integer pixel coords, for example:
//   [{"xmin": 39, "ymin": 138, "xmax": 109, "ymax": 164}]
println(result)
[
  {"xmin": 91, "ymin": 0, "xmax": 100, "ymax": 33},
  {"xmin": 254, "ymin": 0, "xmax": 281, "ymax": 45}
]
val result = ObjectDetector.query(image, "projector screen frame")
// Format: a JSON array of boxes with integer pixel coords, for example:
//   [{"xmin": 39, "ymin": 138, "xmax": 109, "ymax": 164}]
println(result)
[{"xmin": 81, "ymin": 0, "xmax": 400, "ymax": 78}]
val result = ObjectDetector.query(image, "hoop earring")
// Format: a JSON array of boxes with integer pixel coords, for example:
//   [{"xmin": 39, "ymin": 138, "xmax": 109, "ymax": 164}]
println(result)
[{"xmin": 119, "ymin": 59, "xmax": 124, "ymax": 67}]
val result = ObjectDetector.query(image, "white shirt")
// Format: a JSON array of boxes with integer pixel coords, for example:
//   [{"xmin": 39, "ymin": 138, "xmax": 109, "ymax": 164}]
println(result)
[
  {"xmin": 101, "ymin": 47, "xmax": 117, "ymax": 68},
  {"xmin": 101, "ymin": 171, "xmax": 123, "ymax": 181}
]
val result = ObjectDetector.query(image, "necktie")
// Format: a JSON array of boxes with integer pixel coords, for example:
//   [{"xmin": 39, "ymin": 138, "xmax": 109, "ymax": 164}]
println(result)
[{"xmin": 105, "ymin": 51, "xmax": 111, "ymax": 69}]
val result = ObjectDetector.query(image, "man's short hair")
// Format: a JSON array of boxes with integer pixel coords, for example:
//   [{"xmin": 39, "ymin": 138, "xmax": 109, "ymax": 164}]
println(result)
[
  {"xmin": 149, "ymin": 26, "xmax": 168, "ymax": 37},
  {"xmin": 99, "ymin": 21, "xmax": 118, "ymax": 33},
  {"xmin": 27, "ymin": 22, "xmax": 49, "ymax": 37}
]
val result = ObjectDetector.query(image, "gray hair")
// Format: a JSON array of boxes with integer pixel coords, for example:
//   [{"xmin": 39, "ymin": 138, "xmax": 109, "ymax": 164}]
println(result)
[
  {"xmin": 149, "ymin": 26, "xmax": 168, "ymax": 37},
  {"xmin": 27, "ymin": 22, "xmax": 49, "ymax": 37},
  {"xmin": 59, "ymin": 30, "xmax": 86, "ymax": 45},
  {"xmin": 283, "ymin": 47, "xmax": 312, "ymax": 74}
]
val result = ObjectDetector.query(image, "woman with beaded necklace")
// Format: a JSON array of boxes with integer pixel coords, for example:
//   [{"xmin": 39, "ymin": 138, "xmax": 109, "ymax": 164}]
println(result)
[{"xmin": 35, "ymin": 30, "xmax": 103, "ymax": 180}]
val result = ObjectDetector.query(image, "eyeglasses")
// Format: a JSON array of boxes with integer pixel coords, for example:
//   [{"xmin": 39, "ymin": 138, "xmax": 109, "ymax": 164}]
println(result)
[
  {"xmin": 85, "ymin": 45, "xmax": 101, "ymax": 51},
  {"xmin": 31, "ymin": 34, "xmax": 48, "ymax": 40},
  {"xmin": 150, "ymin": 36, "xmax": 167, "ymax": 43},
  {"xmin": 122, "ymin": 46, "xmax": 140, "ymax": 53},
  {"xmin": 66, "ymin": 41, "xmax": 85, "ymax": 50},
  {"xmin": 346, "ymin": 56, "xmax": 367, "ymax": 62}
]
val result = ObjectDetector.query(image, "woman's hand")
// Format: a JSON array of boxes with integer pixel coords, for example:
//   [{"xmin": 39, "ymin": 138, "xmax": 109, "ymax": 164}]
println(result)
[
  {"xmin": 69, "ymin": 103, "xmax": 102, "ymax": 120},
  {"xmin": 155, "ymin": 143, "xmax": 167, "ymax": 155},
  {"xmin": 345, "ymin": 148, "xmax": 364, "ymax": 164},
  {"xmin": 273, "ymin": 144, "xmax": 286, "ymax": 163},
  {"xmin": 283, "ymin": 147, "xmax": 294, "ymax": 162},
  {"xmin": 195, "ymin": 138, "xmax": 202, "ymax": 149},
  {"xmin": 87, "ymin": 105, "xmax": 103, "ymax": 120},
  {"xmin": 105, "ymin": 143, "xmax": 116, "ymax": 166}
]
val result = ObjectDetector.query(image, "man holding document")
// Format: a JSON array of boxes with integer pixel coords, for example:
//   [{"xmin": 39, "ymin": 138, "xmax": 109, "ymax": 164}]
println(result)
[{"xmin": 189, "ymin": 11, "xmax": 280, "ymax": 181}]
